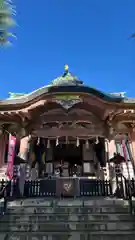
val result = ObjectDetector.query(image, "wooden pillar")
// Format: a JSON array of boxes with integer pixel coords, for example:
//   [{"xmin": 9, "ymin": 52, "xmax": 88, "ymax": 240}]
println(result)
[
  {"xmin": 18, "ymin": 135, "xmax": 30, "ymax": 196},
  {"xmin": 108, "ymin": 138, "xmax": 117, "ymax": 193},
  {"xmin": 104, "ymin": 139, "xmax": 109, "ymax": 161},
  {"xmin": 0, "ymin": 133, "xmax": 7, "ymax": 167},
  {"xmin": 108, "ymin": 139, "xmax": 116, "ymax": 159},
  {"xmin": 46, "ymin": 140, "xmax": 53, "ymax": 175},
  {"xmin": 18, "ymin": 136, "xmax": 30, "ymax": 160},
  {"xmin": 82, "ymin": 143, "xmax": 97, "ymax": 177},
  {"xmin": 104, "ymin": 138, "xmax": 110, "ymax": 179}
]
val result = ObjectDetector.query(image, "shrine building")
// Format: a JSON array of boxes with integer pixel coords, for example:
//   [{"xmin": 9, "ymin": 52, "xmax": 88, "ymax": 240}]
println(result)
[{"xmin": 0, "ymin": 65, "xmax": 135, "ymax": 180}]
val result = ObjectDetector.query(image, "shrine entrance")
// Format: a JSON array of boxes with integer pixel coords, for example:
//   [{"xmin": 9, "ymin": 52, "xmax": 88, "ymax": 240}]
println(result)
[
  {"xmin": 53, "ymin": 143, "xmax": 83, "ymax": 176},
  {"xmin": 29, "ymin": 95, "xmax": 107, "ymax": 178}
]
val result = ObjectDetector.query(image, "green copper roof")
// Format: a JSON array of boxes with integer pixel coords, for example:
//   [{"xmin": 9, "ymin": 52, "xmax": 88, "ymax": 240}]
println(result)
[
  {"xmin": 51, "ymin": 66, "xmax": 83, "ymax": 86},
  {"xmin": 2, "ymin": 66, "xmax": 130, "ymax": 105},
  {"xmin": 7, "ymin": 92, "xmax": 27, "ymax": 99}
]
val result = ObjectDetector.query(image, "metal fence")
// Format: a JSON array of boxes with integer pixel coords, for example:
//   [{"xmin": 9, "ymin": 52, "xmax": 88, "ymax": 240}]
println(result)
[
  {"xmin": 0, "ymin": 178, "xmax": 135, "ymax": 199},
  {"xmin": 24, "ymin": 179, "xmax": 56, "ymax": 197},
  {"xmin": 80, "ymin": 179, "xmax": 112, "ymax": 196}
]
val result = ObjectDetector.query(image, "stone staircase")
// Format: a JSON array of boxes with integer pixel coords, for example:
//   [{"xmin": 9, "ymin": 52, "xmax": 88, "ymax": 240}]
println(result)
[{"xmin": 0, "ymin": 198, "xmax": 135, "ymax": 240}]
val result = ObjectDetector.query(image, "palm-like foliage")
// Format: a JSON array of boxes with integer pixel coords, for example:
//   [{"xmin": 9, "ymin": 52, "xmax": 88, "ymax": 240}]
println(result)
[{"xmin": 0, "ymin": 0, "xmax": 16, "ymax": 46}]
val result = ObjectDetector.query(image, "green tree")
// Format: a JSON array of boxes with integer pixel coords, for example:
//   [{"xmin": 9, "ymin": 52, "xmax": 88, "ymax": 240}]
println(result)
[{"xmin": 0, "ymin": 0, "xmax": 16, "ymax": 46}]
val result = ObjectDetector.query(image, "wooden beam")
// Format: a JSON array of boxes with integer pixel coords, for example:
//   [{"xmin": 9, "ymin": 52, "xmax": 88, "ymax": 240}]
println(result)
[
  {"xmin": 114, "ymin": 115, "xmax": 135, "ymax": 122},
  {"xmin": 31, "ymin": 114, "xmax": 101, "ymax": 123},
  {"xmin": 32, "ymin": 127, "xmax": 105, "ymax": 137}
]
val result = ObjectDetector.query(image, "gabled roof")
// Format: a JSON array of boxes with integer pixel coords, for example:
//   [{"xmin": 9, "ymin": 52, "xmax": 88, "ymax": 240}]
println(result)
[{"xmin": 0, "ymin": 65, "xmax": 133, "ymax": 106}]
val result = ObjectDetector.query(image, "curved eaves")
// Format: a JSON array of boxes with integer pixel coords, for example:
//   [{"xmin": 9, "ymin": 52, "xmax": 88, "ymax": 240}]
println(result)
[{"xmin": 0, "ymin": 85, "xmax": 124, "ymax": 107}]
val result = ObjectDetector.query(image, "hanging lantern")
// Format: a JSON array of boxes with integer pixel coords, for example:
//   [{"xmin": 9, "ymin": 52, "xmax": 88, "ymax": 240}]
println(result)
[
  {"xmin": 47, "ymin": 139, "xmax": 50, "ymax": 148},
  {"xmin": 85, "ymin": 139, "xmax": 89, "ymax": 149},
  {"xmin": 76, "ymin": 137, "xmax": 80, "ymax": 147},
  {"xmin": 56, "ymin": 137, "xmax": 59, "ymax": 146}
]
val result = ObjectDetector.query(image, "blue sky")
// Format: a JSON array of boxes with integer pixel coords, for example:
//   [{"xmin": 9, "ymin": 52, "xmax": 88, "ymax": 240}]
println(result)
[{"xmin": 1, "ymin": 0, "xmax": 135, "ymax": 98}]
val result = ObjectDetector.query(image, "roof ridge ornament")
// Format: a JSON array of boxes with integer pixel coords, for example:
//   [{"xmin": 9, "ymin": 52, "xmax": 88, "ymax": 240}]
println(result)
[
  {"xmin": 64, "ymin": 64, "xmax": 69, "ymax": 73},
  {"xmin": 51, "ymin": 65, "xmax": 83, "ymax": 86}
]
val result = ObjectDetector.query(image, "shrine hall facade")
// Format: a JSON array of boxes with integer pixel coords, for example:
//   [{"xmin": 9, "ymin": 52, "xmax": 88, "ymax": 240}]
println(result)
[{"xmin": 0, "ymin": 65, "xmax": 135, "ymax": 180}]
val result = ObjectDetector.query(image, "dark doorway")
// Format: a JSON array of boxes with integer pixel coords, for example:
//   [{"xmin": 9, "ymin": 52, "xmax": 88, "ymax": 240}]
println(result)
[
  {"xmin": 54, "ymin": 144, "xmax": 82, "ymax": 160},
  {"xmin": 53, "ymin": 143, "xmax": 83, "ymax": 176}
]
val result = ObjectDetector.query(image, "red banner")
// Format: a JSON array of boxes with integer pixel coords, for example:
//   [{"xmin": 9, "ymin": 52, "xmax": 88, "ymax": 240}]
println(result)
[{"xmin": 7, "ymin": 135, "xmax": 16, "ymax": 180}]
